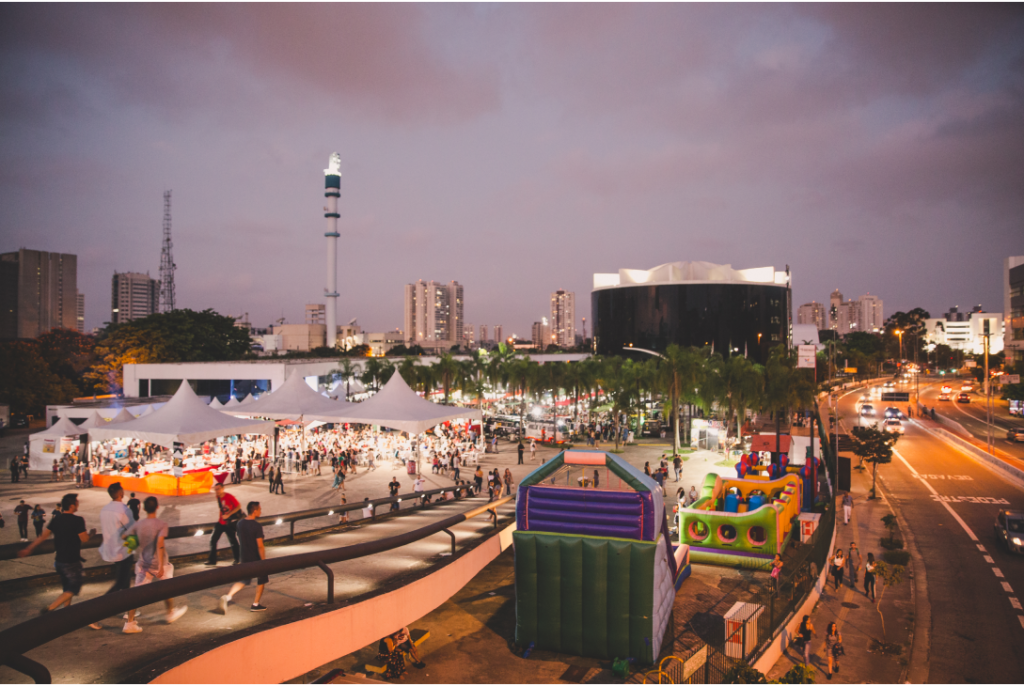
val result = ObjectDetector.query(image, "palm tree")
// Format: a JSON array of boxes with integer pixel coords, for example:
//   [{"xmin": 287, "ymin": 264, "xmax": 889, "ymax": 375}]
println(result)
[
  {"xmin": 762, "ymin": 346, "xmax": 817, "ymax": 451},
  {"xmin": 334, "ymin": 357, "xmax": 358, "ymax": 400},
  {"xmin": 434, "ymin": 353, "xmax": 462, "ymax": 405},
  {"xmin": 506, "ymin": 357, "xmax": 539, "ymax": 441},
  {"xmin": 361, "ymin": 357, "xmax": 393, "ymax": 393},
  {"xmin": 599, "ymin": 358, "xmax": 639, "ymax": 451},
  {"xmin": 658, "ymin": 345, "xmax": 706, "ymax": 455},
  {"xmin": 706, "ymin": 353, "xmax": 763, "ymax": 444}
]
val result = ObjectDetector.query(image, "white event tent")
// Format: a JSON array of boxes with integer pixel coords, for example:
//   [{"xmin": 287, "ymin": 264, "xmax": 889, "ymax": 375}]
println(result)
[
  {"xmin": 77, "ymin": 411, "xmax": 109, "ymax": 431},
  {"xmin": 88, "ymin": 380, "xmax": 275, "ymax": 449},
  {"xmin": 27, "ymin": 416, "xmax": 86, "ymax": 469},
  {"xmin": 231, "ymin": 372, "xmax": 355, "ymax": 423},
  {"xmin": 109, "ymin": 407, "xmax": 138, "ymax": 424},
  {"xmin": 332, "ymin": 372, "xmax": 482, "ymax": 435},
  {"xmin": 208, "ymin": 397, "xmax": 224, "ymax": 409}
]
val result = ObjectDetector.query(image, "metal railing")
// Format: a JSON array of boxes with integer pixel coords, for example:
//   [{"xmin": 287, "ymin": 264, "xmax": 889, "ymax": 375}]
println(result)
[
  {"xmin": 0, "ymin": 484, "xmax": 475, "ymax": 562},
  {"xmin": 0, "ymin": 495, "xmax": 515, "ymax": 683}
]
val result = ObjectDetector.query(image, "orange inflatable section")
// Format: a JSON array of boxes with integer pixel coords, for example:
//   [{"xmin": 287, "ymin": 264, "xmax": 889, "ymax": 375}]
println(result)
[{"xmin": 91, "ymin": 470, "xmax": 214, "ymax": 496}]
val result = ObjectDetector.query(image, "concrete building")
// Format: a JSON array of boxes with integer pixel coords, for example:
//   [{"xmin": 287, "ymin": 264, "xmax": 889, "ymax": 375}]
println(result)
[
  {"xmin": 76, "ymin": 293, "xmax": 85, "ymax": 333},
  {"xmin": 826, "ymin": 290, "xmax": 883, "ymax": 334},
  {"xmin": 924, "ymin": 306, "xmax": 1004, "ymax": 356},
  {"xmin": 480, "ymin": 324, "xmax": 488, "ymax": 344},
  {"xmin": 1005, "ymin": 257, "xmax": 1024, "ymax": 366},
  {"xmin": 0, "ymin": 249, "xmax": 78, "ymax": 339},
  {"xmin": 305, "ymin": 303, "xmax": 326, "ymax": 326},
  {"xmin": 494, "ymin": 324, "xmax": 503, "ymax": 344},
  {"xmin": 550, "ymin": 290, "xmax": 576, "ymax": 348},
  {"xmin": 532, "ymin": 317, "xmax": 551, "ymax": 349},
  {"xmin": 828, "ymin": 290, "xmax": 844, "ymax": 331},
  {"xmin": 463, "ymin": 322, "xmax": 476, "ymax": 348},
  {"xmin": 797, "ymin": 301, "xmax": 826, "ymax": 330},
  {"xmin": 403, "ymin": 280, "xmax": 463, "ymax": 349},
  {"xmin": 856, "ymin": 294, "xmax": 884, "ymax": 332},
  {"xmin": 365, "ymin": 329, "xmax": 405, "ymax": 356},
  {"xmin": 111, "ymin": 271, "xmax": 159, "ymax": 324}
]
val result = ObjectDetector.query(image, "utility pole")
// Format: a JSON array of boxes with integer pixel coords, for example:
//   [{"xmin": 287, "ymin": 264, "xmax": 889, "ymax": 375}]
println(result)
[
  {"xmin": 159, "ymin": 191, "xmax": 176, "ymax": 312},
  {"xmin": 984, "ymin": 319, "xmax": 992, "ymax": 454}
]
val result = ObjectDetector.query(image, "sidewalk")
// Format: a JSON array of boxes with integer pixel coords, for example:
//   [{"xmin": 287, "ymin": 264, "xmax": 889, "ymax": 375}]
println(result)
[{"xmin": 767, "ymin": 464, "xmax": 914, "ymax": 683}]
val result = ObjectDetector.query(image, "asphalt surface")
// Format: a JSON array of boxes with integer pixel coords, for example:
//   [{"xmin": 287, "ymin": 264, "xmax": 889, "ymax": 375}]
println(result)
[
  {"xmin": 837, "ymin": 383, "xmax": 1024, "ymax": 683},
  {"xmin": 917, "ymin": 378, "xmax": 1024, "ymax": 463}
]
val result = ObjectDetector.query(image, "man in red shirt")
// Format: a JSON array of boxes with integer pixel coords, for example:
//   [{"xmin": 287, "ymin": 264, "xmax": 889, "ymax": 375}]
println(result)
[{"xmin": 205, "ymin": 483, "xmax": 241, "ymax": 566}]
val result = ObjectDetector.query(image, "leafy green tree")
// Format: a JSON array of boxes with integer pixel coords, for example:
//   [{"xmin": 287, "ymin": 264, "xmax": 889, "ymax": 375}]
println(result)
[
  {"xmin": 762, "ymin": 346, "xmax": 816, "ymax": 451},
  {"xmin": 658, "ymin": 345, "xmax": 705, "ymax": 454},
  {"xmin": 851, "ymin": 426, "xmax": 899, "ymax": 499},
  {"xmin": 506, "ymin": 357, "xmax": 540, "ymax": 440},
  {"xmin": 334, "ymin": 357, "xmax": 359, "ymax": 399},
  {"xmin": 361, "ymin": 357, "xmax": 394, "ymax": 392},
  {"xmin": 1002, "ymin": 383, "xmax": 1024, "ymax": 402},
  {"xmin": 35, "ymin": 328, "xmax": 97, "ymax": 395},
  {"xmin": 872, "ymin": 560, "xmax": 905, "ymax": 642},
  {"xmin": 723, "ymin": 662, "xmax": 767, "ymax": 684},
  {"xmin": 85, "ymin": 309, "xmax": 251, "ymax": 394},
  {"xmin": 775, "ymin": 664, "xmax": 815, "ymax": 684},
  {"xmin": 434, "ymin": 353, "xmax": 463, "ymax": 405},
  {"xmin": 0, "ymin": 341, "xmax": 80, "ymax": 415}
]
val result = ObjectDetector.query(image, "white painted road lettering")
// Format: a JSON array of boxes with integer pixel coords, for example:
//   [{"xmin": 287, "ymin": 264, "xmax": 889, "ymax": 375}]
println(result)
[
  {"xmin": 919, "ymin": 474, "xmax": 974, "ymax": 481},
  {"xmin": 929, "ymin": 495, "xmax": 1011, "ymax": 505}
]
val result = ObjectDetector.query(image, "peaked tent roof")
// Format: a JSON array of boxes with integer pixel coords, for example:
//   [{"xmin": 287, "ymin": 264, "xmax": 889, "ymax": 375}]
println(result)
[
  {"xmin": 223, "ymin": 396, "xmax": 241, "ymax": 408},
  {"xmin": 208, "ymin": 397, "xmax": 224, "ymax": 409},
  {"xmin": 239, "ymin": 393, "xmax": 256, "ymax": 406},
  {"xmin": 332, "ymin": 372, "xmax": 482, "ymax": 434},
  {"xmin": 232, "ymin": 372, "xmax": 355, "ymax": 422},
  {"xmin": 138, "ymin": 405, "xmax": 155, "ymax": 417},
  {"xmin": 89, "ymin": 381, "xmax": 275, "ymax": 449},
  {"xmin": 34, "ymin": 415, "xmax": 87, "ymax": 438},
  {"xmin": 77, "ymin": 411, "xmax": 109, "ymax": 430},
  {"xmin": 109, "ymin": 408, "xmax": 137, "ymax": 424}
]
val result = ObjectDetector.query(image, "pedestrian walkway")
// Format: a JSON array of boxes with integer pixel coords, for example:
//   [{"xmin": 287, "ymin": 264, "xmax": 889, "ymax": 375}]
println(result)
[
  {"xmin": 0, "ymin": 496, "xmax": 515, "ymax": 684},
  {"xmin": 767, "ymin": 463, "xmax": 914, "ymax": 683}
]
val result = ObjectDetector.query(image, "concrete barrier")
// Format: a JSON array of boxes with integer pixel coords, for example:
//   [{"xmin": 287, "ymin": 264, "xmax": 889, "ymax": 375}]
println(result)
[
  {"xmin": 752, "ymin": 523, "xmax": 837, "ymax": 674},
  {"xmin": 151, "ymin": 522, "xmax": 517, "ymax": 684},
  {"xmin": 916, "ymin": 402, "xmax": 971, "ymax": 438}
]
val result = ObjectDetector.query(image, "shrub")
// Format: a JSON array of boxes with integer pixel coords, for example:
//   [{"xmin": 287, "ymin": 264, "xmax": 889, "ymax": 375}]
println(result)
[
  {"xmin": 882, "ymin": 550, "xmax": 911, "ymax": 566},
  {"xmin": 879, "ymin": 537, "xmax": 904, "ymax": 550},
  {"xmin": 723, "ymin": 663, "xmax": 767, "ymax": 684}
]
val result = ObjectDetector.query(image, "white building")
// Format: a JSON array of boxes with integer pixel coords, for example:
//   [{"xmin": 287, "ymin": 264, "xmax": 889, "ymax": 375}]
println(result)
[
  {"xmin": 550, "ymin": 290, "xmax": 576, "ymax": 348},
  {"xmin": 1005, "ymin": 256, "xmax": 1024, "ymax": 366},
  {"xmin": 305, "ymin": 303, "xmax": 326, "ymax": 325},
  {"xmin": 826, "ymin": 290, "xmax": 883, "ymax": 334},
  {"xmin": 532, "ymin": 317, "xmax": 551, "ymax": 349},
  {"xmin": 111, "ymin": 271, "xmax": 159, "ymax": 324},
  {"xmin": 856, "ymin": 294, "xmax": 884, "ymax": 332},
  {"xmin": 479, "ymin": 324, "xmax": 488, "ymax": 344},
  {"xmin": 924, "ymin": 306, "xmax": 1004, "ymax": 356},
  {"xmin": 403, "ymin": 280, "xmax": 463, "ymax": 349},
  {"xmin": 494, "ymin": 324, "xmax": 503, "ymax": 344},
  {"xmin": 797, "ymin": 302, "xmax": 826, "ymax": 330}
]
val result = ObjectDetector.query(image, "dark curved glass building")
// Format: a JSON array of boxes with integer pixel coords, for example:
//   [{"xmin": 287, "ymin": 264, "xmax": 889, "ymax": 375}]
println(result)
[{"xmin": 592, "ymin": 261, "xmax": 791, "ymax": 364}]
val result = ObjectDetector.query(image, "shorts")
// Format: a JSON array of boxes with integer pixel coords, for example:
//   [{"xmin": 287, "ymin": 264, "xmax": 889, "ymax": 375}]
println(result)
[
  {"xmin": 55, "ymin": 561, "xmax": 84, "ymax": 595},
  {"xmin": 242, "ymin": 574, "xmax": 269, "ymax": 586},
  {"xmin": 135, "ymin": 560, "xmax": 175, "ymax": 586}
]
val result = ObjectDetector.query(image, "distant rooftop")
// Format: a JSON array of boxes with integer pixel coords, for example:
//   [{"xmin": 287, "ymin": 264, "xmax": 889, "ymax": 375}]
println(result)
[{"xmin": 593, "ymin": 260, "xmax": 790, "ymax": 290}]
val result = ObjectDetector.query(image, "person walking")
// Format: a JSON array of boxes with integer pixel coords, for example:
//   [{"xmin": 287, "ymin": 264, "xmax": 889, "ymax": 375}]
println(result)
[
  {"xmin": 388, "ymin": 477, "xmax": 400, "ymax": 512},
  {"xmin": 127, "ymin": 493, "xmax": 142, "ymax": 521},
  {"xmin": 15, "ymin": 500, "xmax": 31, "ymax": 541},
  {"xmin": 831, "ymin": 549, "xmax": 846, "ymax": 591},
  {"xmin": 517, "ymin": 442, "xmax": 524, "ymax": 465},
  {"xmin": 848, "ymin": 542, "xmax": 862, "ymax": 585},
  {"xmin": 31, "ymin": 505, "xmax": 46, "ymax": 538},
  {"xmin": 491, "ymin": 435, "xmax": 498, "ymax": 453},
  {"xmin": 219, "ymin": 501, "xmax": 269, "ymax": 613},
  {"xmin": 824, "ymin": 622, "xmax": 843, "ymax": 679},
  {"xmin": 530, "ymin": 439, "xmax": 536, "ymax": 461},
  {"xmin": 267, "ymin": 465, "xmax": 277, "ymax": 493},
  {"xmin": 121, "ymin": 496, "xmax": 188, "ymax": 633},
  {"xmin": 864, "ymin": 552, "xmax": 877, "ymax": 602},
  {"xmin": 205, "ymin": 483, "xmax": 241, "ymax": 567},
  {"xmin": 273, "ymin": 465, "xmax": 286, "ymax": 494},
  {"xmin": 18, "ymin": 493, "xmax": 100, "ymax": 628},
  {"xmin": 474, "ymin": 466, "xmax": 484, "ymax": 494},
  {"xmin": 842, "ymin": 492, "xmax": 854, "ymax": 525},
  {"xmin": 504, "ymin": 468, "xmax": 514, "ymax": 497},
  {"xmin": 10, "ymin": 457, "xmax": 19, "ymax": 483},
  {"xmin": 99, "ymin": 483, "xmax": 136, "ymax": 614},
  {"xmin": 797, "ymin": 614, "xmax": 815, "ymax": 666},
  {"xmin": 673, "ymin": 455, "xmax": 682, "ymax": 482}
]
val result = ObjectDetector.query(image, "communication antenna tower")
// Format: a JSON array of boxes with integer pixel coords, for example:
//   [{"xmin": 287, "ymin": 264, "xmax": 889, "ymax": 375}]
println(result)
[{"xmin": 159, "ymin": 190, "xmax": 176, "ymax": 312}]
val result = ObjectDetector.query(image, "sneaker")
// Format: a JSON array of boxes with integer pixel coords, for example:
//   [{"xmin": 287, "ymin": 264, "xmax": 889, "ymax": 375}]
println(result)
[
  {"xmin": 123, "ymin": 611, "xmax": 143, "ymax": 620},
  {"xmin": 250, "ymin": 603, "xmax": 268, "ymax": 612},
  {"xmin": 218, "ymin": 595, "xmax": 230, "ymax": 614},
  {"xmin": 122, "ymin": 621, "xmax": 143, "ymax": 634},
  {"xmin": 166, "ymin": 606, "xmax": 188, "ymax": 624},
  {"xmin": 89, "ymin": 623, "xmax": 102, "ymax": 630}
]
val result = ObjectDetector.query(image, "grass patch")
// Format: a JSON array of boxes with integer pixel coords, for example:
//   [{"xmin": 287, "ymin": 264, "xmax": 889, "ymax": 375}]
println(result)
[
  {"xmin": 714, "ymin": 457, "xmax": 740, "ymax": 468},
  {"xmin": 882, "ymin": 549, "xmax": 911, "ymax": 566}
]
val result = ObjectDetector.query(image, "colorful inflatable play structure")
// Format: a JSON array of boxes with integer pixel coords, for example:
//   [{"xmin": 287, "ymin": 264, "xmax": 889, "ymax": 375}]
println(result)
[
  {"xmin": 514, "ymin": 450, "xmax": 690, "ymax": 664},
  {"xmin": 677, "ymin": 471, "xmax": 804, "ymax": 568}
]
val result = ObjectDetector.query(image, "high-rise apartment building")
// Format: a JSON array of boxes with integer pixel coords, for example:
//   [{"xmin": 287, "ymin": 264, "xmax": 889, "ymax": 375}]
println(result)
[
  {"xmin": 463, "ymin": 322, "xmax": 476, "ymax": 347},
  {"xmin": 797, "ymin": 301, "xmax": 826, "ymax": 330},
  {"xmin": 550, "ymin": 290, "xmax": 576, "ymax": 348},
  {"xmin": 111, "ymin": 272, "xmax": 160, "ymax": 324},
  {"xmin": 402, "ymin": 280, "xmax": 464, "ymax": 349},
  {"xmin": 0, "ymin": 249, "xmax": 78, "ymax": 339},
  {"xmin": 480, "ymin": 324, "xmax": 488, "ymax": 344},
  {"xmin": 532, "ymin": 317, "xmax": 551, "ymax": 349},
  {"xmin": 305, "ymin": 303, "xmax": 326, "ymax": 326},
  {"xmin": 1004, "ymin": 257, "xmax": 1024, "ymax": 366},
  {"xmin": 494, "ymin": 324, "xmax": 503, "ymax": 344},
  {"xmin": 76, "ymin": 293, "xmax": 85, "ymax": 333},
  {"xmin": 826, "ymin": 290, "xmax": 884, "ymax": 335}
]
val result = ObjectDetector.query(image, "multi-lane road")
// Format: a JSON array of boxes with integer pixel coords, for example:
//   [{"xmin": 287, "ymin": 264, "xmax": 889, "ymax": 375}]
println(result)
[{"xmin": 837, "ymin": 383, "xmax": 1024, "ymax": 683}]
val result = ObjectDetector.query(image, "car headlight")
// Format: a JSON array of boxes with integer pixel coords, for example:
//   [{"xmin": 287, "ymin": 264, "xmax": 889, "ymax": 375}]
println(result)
[{"xmin": 1013, "ymin": 537, "xmax": 1022, "ymax": 546}]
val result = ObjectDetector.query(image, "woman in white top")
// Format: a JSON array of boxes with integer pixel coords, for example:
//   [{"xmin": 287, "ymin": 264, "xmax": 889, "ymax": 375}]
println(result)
[{"xmin": 831, "ymin": 549, "xmax": 846, "ymax": 591}]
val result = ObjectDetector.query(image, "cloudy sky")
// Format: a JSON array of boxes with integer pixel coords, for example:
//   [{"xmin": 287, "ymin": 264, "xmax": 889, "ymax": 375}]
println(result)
[{"xmin": 2, "ymin": 4, "xmax": 1022, "ymax": 336}]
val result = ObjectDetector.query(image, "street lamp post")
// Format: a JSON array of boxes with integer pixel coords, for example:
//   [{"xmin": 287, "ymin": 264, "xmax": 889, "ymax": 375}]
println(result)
[{"xmin": 895, "ymin": 329, "xmax": 904, "ymax": 370}]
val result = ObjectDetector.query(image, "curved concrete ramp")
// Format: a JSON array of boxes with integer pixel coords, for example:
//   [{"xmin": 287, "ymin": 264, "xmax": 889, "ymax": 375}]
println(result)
[{"xmin": 152, "ymin": 523, "xmax": 515, "ymax": 684}]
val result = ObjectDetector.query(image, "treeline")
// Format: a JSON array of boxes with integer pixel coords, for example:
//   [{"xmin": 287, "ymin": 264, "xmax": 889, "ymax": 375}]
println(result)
[{"xmin": 0, "ymin": 309, "xmax": 250, "ymax": 415}]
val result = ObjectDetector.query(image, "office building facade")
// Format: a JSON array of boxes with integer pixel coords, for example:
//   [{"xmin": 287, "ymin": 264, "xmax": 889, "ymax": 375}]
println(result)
[
  {"xmin": 111, "ymin": 272, "xmax": 160, "ymax": 325},
  {"xmin": 1006, "ymin": 257, "xmax": 1024, "ymax": 366},
  {"xmin": 403, "ymin": 280, "xmax": 464, "ymax": 349},
  {"xmin": 797, "ymin": 301, "xmax": 826, "ymax": 330},
  {"xmin": 0, "ymin": 249, "xmax": 79, "ymax": 339}
]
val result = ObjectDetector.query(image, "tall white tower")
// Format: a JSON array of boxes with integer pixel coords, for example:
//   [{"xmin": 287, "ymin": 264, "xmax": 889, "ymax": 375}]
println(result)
[{"xmin": 324, "ymin": 153, "xmax": 342, "ymax": 349}]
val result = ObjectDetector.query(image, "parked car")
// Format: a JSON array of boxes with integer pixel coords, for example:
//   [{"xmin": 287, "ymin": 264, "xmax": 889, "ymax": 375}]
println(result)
[
  {"xmin": 883, "ymin": 418, "xmax": 905, "ymax": 435},
  {"xmin": 10, "ymin": 414, "xmax": 28, "ymax": 429},
  {"xmin": 1007, "ymin": 427, "xmax": 1024, "ymax": 443},
  {"xmin": 957, "ymin": 392, "xmax": 971, "ymax": 404},
  {"xmin": 994, "ymin": 510, "xmax": 1024, "ymax": 554}
]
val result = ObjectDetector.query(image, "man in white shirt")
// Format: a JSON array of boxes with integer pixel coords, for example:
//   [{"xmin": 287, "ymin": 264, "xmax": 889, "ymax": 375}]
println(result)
[
  {"xmin": 99, "ymin": 482, "xmax": 137, "ymax": 631},
  {"xmin": 413, "ymin": 476, "xmax": 426, "ymax": 493}
]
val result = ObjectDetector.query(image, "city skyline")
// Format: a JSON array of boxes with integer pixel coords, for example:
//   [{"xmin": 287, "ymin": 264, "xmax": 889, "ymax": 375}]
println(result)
[{"xmin": 1, "ymin": 5, "xmax": 1021, "ymax": 335}]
